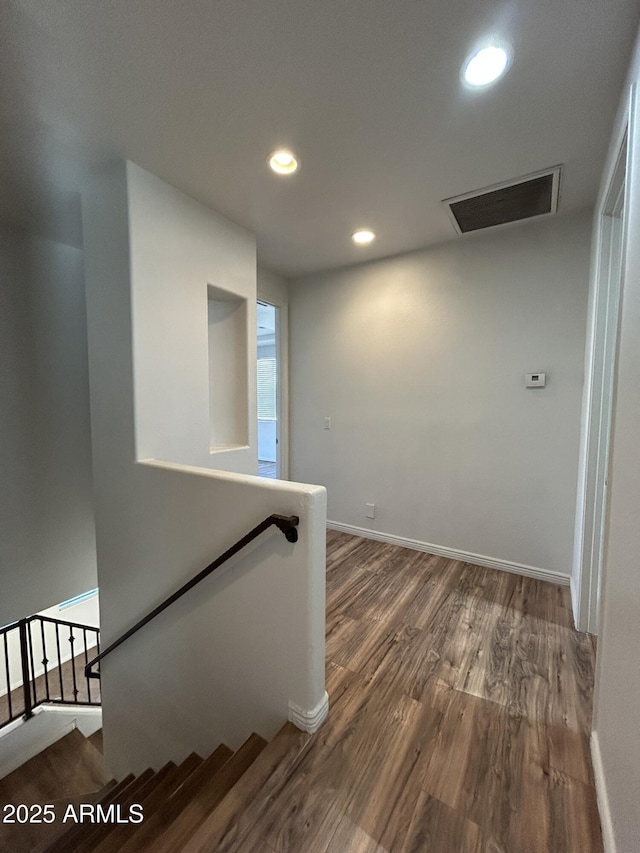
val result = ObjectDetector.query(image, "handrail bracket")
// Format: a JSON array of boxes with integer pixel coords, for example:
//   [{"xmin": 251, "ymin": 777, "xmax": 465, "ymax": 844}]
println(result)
[{"xmin": 272, "ymin": 514, "xmax": 300, "ymax": 543}]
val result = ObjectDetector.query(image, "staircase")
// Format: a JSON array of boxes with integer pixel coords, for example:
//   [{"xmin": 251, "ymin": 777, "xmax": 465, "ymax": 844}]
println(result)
[
  {"xmin": 0, "ymin": 720, "xmax": 310, "ymax": 852},
  {"xmin": 0, "ymin": 518, "xmax": 310, "ymax": 851}
]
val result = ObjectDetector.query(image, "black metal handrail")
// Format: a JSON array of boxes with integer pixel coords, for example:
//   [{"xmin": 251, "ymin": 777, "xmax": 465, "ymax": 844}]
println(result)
[
  {"xmin": 84, "ymin": 513, "xmax": 299, "ymax": 681},
  {"xmin": 1, "ymin": 614, "xmax": 101, "ymax": 730}
]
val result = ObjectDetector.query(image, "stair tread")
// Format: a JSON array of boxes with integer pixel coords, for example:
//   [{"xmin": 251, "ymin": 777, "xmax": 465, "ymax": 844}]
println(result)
[
  {"xmin": 43, "ymin": 772, "xmax": 137, "ymax": 853},
  {"xmin": 118, "ymin": 745, "xmax": 231, "ymax": 853},
  {"xmin": 19, "ymin": 722, "xmax": 299, "ymax": 853},
  {"xmin": 0, "ymin": 780, "xmax": 119, "ymax": 853},
  {"xmin": 0, "ymin": 728, "xmax": 107, "ymax": 853},
  {"xmin": 182, "ymin": 722, "xmax": 313, "ymax": 853},
  {"xmin": 88, "ymin": 728, "xmax": 104, "ymax": 755},
  {"xmin": 89, "ymin": 752, "xmax": 203, "ymax": 853},
  {"xmin": 151, "ymin": 733, "xmax": 268, "ymax": 853},
  {"xmin": 94, "ymin": 772, "xmax": 136, "ymax": 807},
  {"xmin": 26, "ymin": 781, "xmax": 117, "ymax": 853},
  {"xmin": 49, "ymin": 768, "xmax": 153, "ymax": 853},
  {"xmin": 88, "ymin": 761, "xmax": 179, "ymax": 853},
  {"xmin": 0, "ymin": 728, "xmax": 105, "ymax": 805},
  {"xmin": 70, "ymin": 766, "xmax": 157, "ymax": 852}
]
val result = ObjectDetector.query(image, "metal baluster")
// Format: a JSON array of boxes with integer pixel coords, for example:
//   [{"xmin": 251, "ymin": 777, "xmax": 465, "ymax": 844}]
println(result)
[
  {"xmin": 40, "ymin": 619, "xmax": 50, "ymax": 702},
  {"xmin": 2, "ymin": 617, "xmax": 102, "ymax": 723},
  {"xmin": 83, "ymin": 628, "xmax": 90, "ymax": 703},
  {"xmin": 55, "ymin": 624, "xmax": 64, "ymax": 701},
  {"xmin": 69, "ymin": 627, "xmax": 79, "ymax": 703},
  {"xmin": 3, "ymin": 631, "xmax": 13, "ymax": 722},
  {"xmin": 95, "ymin": 630, "xmax": 100, "ymax": 680},
  {"xmin": 18, "ymin": 621, "xmax": 33, "ymax": 720},
  {"xmin": 26, "ymin": 620, "xmax": 37, "ymax": 707},
  {"xmin": 95, "ymin": 630, "xmax": 101, "ymax": 694}
]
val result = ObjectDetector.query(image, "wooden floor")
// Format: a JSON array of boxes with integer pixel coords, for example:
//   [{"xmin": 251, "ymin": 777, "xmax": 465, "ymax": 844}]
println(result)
[
  {"xmin": 0, "ymin": 533, "xmax": 601, "ymax": 852},
  {"xmin": 220, "ymin": 531, "xmax": 601, "ymax": 852}
]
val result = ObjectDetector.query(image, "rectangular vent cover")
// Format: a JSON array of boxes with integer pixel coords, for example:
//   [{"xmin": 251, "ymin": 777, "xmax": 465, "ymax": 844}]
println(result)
[{"xmin": 444, "ymin": 167, "xmax": 561, "ymax": 235}]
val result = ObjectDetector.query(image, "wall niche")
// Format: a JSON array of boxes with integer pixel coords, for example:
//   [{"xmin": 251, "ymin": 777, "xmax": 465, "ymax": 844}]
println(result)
[{"xmin": 207, "ymin": 284, "xmax": 248, "ymax": 451}]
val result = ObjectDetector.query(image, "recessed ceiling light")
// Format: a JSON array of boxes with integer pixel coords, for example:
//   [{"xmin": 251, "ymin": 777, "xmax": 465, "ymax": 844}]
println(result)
[
  {"xmin": 463, "ymin": 46, "xmax": 509, "ymax": 87},
  {"xmin": 268, "ymin": 149, "xmax": 299, "ymax": 175},
  {"xmin": 352, "ymin": 229, "xmax": 376, "ymax": 245}
]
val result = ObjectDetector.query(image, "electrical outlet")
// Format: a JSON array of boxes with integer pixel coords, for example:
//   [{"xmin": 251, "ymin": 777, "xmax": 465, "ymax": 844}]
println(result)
[
  {"xmin": 324, "ymin": 417, "xmax": 331, "ymax": 429},
  {"xmin": 365, "ymin": 503, "xmax": 376, "ymax": 519},
  {"xmin": 526, "ymin": 372, "xmax": 546, "ymax": 388}
]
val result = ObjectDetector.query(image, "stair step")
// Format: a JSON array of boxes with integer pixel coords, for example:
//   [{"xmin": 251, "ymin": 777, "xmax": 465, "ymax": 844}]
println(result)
[
  {"xmin": 90, "ymin": 778, "xmax": 119, "ymax": 802},
  {"xmin": 90, "ymin": 753, "xmax": 202, "ymax": 853},
  {"xmin": 27, "ymin": 782, "xmax": 117, "ymax": 853},
  {"xmin": 151, "ymin": 733, "xmax": 268, "ymax": 853},
  {"xmin": 88, "ymin": 728, "xmax": 104, "ymax": 755},
  {"xmin": 0, "ymin": 781, "xmax": 119, "ymax": 853},
  {"xmin": 85, "ymin": 761, "xmax": 178, "ymax": 853},
  {"xmin": 43, "ymin": 773, "xmax": 135, "ymax": 853},
  {"xmin": 0, "ymin": 728, "xmax": 107, "ymax": 853},
  {"xmin": 71, "ymin": 766, "xmax": 159, "ymax": 853},
  {"xmin": 13, "ymin": 723, "xmax": 293, "ymax": 853},
  {"xmin": 50, "ymin": 767, "xmax": 153, "ymax": 852},
  {"xmin": 183, "ymin": 722, "xmax": 312, "ymax": 853},
  {"xmin": 118, "ymin": 744, "xmax": 231, "ymax": 853},
  {"xmin": 0, "ymin": 728, "xmax": 105, "ymax": 805}
]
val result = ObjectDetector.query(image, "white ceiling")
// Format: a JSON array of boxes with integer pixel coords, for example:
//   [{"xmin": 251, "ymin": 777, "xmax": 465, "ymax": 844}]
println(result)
[{"xmin": 1, "ymin": 0, "xmax": 638, "ymax": 276}]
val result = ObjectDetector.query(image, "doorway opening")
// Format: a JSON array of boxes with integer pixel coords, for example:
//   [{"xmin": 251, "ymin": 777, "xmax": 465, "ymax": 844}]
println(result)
[{"xmin": 257, "ymin": 301, "xmax": 279, "ymax": 479}]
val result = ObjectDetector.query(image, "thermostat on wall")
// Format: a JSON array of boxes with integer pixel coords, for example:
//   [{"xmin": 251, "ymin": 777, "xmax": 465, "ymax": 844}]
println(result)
[{"xmin": 526, "ymin": 372, "xmax": 546, "ymax": 388}]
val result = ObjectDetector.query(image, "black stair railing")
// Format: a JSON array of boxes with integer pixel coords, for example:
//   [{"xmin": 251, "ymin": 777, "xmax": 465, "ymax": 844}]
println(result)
[
  {"xmin": 84, "ymin": 513, "xmax": 299, "ymax": 681},
  {"xmin": 0, "ymin": 614, "xmax": 101, "ymax": 731}
]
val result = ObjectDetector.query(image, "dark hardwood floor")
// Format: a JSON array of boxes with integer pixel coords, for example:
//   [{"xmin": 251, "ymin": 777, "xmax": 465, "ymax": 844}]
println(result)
[{"xmin": 223, "ymin": 531, "xmax": 601, "ymax": 852}]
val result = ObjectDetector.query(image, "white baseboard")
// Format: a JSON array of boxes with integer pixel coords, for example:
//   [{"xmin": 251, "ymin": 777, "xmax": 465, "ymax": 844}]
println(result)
[
  {"xmin": 591, "ymin": 731, "xmax": 616, "ymax": 853},
  {"xmin": 0, "ymin": 705, "xmax": 102, "ymax": 780},
  {"xmin": 327, "ymin": 521, "xmax": 570, "ymax": 586},
  {"xmin": 288, "ymin": 691, "xmax": 329, "ymax": 734}
]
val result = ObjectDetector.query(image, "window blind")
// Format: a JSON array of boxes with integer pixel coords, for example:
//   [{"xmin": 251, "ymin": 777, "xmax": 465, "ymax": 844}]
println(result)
[{"xmin": 257, "ymin": 357, "xmax": 277, "ymax": 419}]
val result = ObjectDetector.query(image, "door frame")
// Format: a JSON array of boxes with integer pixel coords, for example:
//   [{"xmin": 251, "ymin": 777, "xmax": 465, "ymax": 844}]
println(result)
[
  {"xmin": 256, "ymin": 295, "xmax": 289, "ymax": 480},
  {"xmin": 574, "ymin": 129, "xmax": 628, "ymax": 634}
]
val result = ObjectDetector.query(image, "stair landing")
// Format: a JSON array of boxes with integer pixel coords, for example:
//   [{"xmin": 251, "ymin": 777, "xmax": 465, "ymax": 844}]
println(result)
[{"xmin": 0, "ymin": 727, "xmax": 106, "ymax": 852}]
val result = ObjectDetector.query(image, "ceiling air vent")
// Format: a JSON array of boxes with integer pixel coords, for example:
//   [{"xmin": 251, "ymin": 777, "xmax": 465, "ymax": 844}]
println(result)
[{"xmin": 443, "ymin": 166, "xmax": 561, "ymax": 235}]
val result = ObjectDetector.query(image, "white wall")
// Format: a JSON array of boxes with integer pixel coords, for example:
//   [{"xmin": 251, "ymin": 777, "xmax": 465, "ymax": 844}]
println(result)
[
  {"xmin": 82, "ymin": 162, "xmax": 326, "ymax": 779},
  {"xmin": 290, "ymin": 213, "xmax": 591, "ymax": 580},
  {"xmin": 128, "ymin": 164, "xmax": 257, "ymax": 474},
  {"xmin": 589, "ymin": 30, "xmax": 640, "ymax": 853},
  {"xmin": 0, "ymin": 226, "xmax": 97, "ymax": 628}
]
